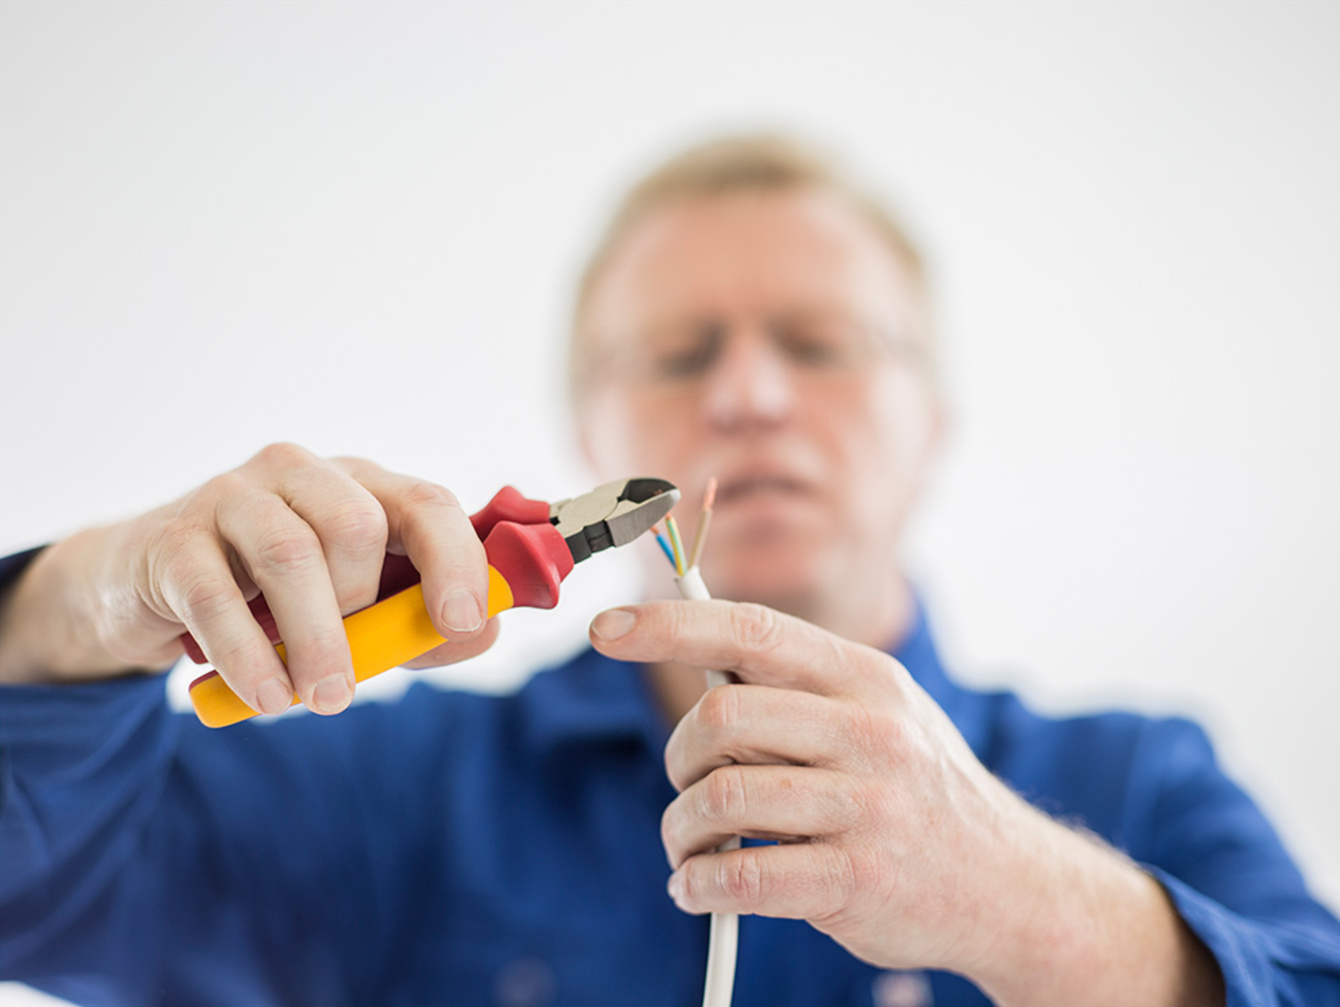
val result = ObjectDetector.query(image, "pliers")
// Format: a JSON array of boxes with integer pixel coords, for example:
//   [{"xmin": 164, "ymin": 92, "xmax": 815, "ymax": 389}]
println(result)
[{"xmin": 186, "ymin": 477, "xmax": 679, "ymax": 727}]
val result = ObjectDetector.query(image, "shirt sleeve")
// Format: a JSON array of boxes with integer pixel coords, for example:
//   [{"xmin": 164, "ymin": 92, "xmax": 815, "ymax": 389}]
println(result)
[
  {"xmin": 0, "ymin": 551, "xmax": 433, "ymax": 1006},
  {"xmin": 1130, "ymin": 717, "xmax": 1340, "ymax": 1006},
  {"xmin": 0, "ymin": 547, "xmax": 45, "ymax": 588}
]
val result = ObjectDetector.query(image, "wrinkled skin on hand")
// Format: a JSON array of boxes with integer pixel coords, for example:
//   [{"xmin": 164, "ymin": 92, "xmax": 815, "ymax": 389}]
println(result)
[
  {"xmin": 591, "ymin": 598, "xmax": 1025, "ymax": 973},
  {"xmin": 589, "ymin": 599, "xmax": 1226, "ymax": 1007},
  {"xmin": 0, "ymin": 443, "xmax": 498, "ymax": 714}
]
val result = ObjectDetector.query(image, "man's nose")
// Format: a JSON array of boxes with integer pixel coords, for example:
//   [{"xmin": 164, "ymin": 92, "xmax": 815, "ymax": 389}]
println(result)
[{"xmin": 701, "ymin": 324, "xmax": 795, "ymax": 430}]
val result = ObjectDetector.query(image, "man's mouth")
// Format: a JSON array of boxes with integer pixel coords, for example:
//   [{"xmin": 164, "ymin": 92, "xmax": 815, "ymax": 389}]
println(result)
[{"xmin": 713, "ymin": 473, "xmax": 813, "ymax": 506}]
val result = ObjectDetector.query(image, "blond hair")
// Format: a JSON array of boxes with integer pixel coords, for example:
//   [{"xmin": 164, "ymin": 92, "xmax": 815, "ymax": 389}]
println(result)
[{"xmin": 568, "ymin": 133, "xmax": 931, "ymax": 399}]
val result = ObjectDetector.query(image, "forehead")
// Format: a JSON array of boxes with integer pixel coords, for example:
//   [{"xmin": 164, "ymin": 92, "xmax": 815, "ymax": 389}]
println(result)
[{"xmin": 584, "ymin": 188, "xmax": 923, "ymax": 331}]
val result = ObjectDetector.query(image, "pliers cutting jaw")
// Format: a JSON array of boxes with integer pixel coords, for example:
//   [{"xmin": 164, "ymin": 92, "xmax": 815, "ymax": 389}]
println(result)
[{"xmin": 552, "ymin": 477, "xmax": 680, "ymax": 562}]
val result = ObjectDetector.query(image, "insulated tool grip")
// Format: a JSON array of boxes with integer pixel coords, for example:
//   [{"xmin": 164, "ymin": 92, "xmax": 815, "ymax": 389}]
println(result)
[
  {"xmin": 188, "ymin": 520, "xmax": 574, "ymax": 728},
  {"xmin": 187, "ymin": 568, "xmax": 515, "ymax": 728},
  {"xmin": 179, "ymin": 486, "xmax": 549, "ymax": 666},
  {"xmin": 469, "ymin": 485, "xmax": 551, "ymax": 539}
]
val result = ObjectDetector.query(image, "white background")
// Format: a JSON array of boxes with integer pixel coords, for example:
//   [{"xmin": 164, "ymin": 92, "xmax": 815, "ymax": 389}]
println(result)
[{"xmin": 2, "ymin": 2, "xmax": 1337, "ymax": 1003}]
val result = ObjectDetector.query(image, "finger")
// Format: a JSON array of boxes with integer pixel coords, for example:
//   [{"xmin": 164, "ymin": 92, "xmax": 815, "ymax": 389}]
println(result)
[
  {"xmin": 217, "ymin": 492, "xmax": 354, "ymax": 715},
  {"xmin": 336, "ymin": 460, "xmax": 489, "ymax": 641},
  {"xmin": 272, "ymin": 459, "xmax": 389, "ymax": 617},
  {"xmin": 663, "ymin": 683, "xmax": 857, "ymax": 792},
  {"xmin": 148, "ymin": 524, "xmax": 294, "ymax": 716},
  {"xmin": 661, "ymin": 764, "xmax": 860, "ymax": 870},
  {"xmin": 667, "ymin": 840, "xmax": 856, "ymax": 921},
  {"xmin": 590, "ymin": 600, "xmax": 899, "ymax": 698},
  {"xmin": 400, "ymin": 618, "xmax": 501, "ymax": 669}
]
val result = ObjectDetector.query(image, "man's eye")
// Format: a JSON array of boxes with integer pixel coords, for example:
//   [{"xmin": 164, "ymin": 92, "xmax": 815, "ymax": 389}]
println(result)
[
  {"xmin": 775, "ymin": 315, "xmax": 879, "ymax": 369},
  {"xmin": 776, "ymin": 326, "xmax": 850, "ymax": 367},
  {"xmin": 648, "ymin": 330, "xmax": 722, "ymax": 379},
  {"xmin": 649, "ymin": 347, "xmax": 706, "ymax": 377},
  {"xmin": 788, "ymin": 338, "xmax": 843, "ymax": 365}
]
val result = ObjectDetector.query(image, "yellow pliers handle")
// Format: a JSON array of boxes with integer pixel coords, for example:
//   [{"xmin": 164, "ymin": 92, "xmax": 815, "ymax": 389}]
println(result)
[{"xmin": 188, "ymin": 568, "xmax": 515, "ymax": 728}]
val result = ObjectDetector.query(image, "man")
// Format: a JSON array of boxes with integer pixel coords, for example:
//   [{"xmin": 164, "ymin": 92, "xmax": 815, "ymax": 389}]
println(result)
[{"xmin": 2, "ymin": 135, "xmax": 1337, "ymax": 1006}]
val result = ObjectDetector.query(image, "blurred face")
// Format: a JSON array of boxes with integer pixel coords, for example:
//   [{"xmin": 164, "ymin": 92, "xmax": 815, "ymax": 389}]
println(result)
[{"xmin": 577, "ymin": 188, "xmax": 943, "ymax": 623}]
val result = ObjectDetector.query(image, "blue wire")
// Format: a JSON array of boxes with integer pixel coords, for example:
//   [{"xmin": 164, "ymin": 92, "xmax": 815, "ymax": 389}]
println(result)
[{"xmin": 655, "ymin": 533, "xmax": 677, "ymax": 569}]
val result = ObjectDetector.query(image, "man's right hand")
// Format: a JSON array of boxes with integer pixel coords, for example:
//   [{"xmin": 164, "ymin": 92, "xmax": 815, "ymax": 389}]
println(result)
[{"xmin": 0, "ymin": 444, "xmax": 499, "ymax": 715}]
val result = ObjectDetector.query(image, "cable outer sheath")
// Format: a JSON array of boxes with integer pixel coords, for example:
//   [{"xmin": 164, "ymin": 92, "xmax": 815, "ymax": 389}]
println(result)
[{"xmin": 673, "ymin": 566, "xmax": 738, "ymax": 1007}]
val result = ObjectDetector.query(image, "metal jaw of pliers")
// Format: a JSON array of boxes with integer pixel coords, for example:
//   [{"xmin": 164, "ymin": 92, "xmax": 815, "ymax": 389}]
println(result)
[
  {"xmin": 185, "ymin": 476, "xmax": 679, "ymax": 727},
  {"xmin": 551, "ymin": 477, "xmax": 681, "ymax": 562},
  {"xmin": 465, "ymin": 477, "xmax": 679, "ymax": 607}
]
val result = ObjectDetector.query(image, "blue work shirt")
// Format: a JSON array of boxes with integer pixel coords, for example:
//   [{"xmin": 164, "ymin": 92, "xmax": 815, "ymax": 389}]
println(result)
[{"xmin": 2, "ymin": 548, "xmax": 1339, "ymax": 1006}]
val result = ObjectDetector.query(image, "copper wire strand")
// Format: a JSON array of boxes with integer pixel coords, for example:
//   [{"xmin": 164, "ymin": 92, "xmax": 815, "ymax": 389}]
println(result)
[{"xmin": 687, "ymin": 476, "xmax": 717, "ymax": 571}]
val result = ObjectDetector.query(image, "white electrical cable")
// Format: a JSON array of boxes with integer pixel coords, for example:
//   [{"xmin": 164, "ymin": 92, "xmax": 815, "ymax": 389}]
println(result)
[{"xmin": 673, "ymin": 565, "xmax": 738, "ymax": 1007}]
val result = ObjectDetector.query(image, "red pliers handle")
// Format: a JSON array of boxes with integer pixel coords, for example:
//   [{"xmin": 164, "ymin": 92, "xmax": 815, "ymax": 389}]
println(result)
[{"xmin": 185, "ymin": 487, "xmax": 573, "ymax": 728}]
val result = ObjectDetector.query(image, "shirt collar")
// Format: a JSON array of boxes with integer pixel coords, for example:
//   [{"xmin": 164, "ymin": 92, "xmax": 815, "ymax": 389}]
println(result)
[{"xmin": 520, "ymin": 592, "xmax": 980, "ymax": 757}]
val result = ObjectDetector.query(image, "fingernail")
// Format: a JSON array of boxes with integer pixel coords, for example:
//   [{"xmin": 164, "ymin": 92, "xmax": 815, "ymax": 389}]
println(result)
[
  {"xmin": 592, "ymin": 608, "xmax": 637, "ymax": 641},
  {"xmin": 667, "ymin": 870, "xmax": 686, "ymax": 905},
  {"xmin": 256, "ymin": 676, "xmax": 294, "ymax": 717},
  {"xmin": 443, "ymin": 588, "xmax": 484, "ymax": 634},
  {"xmin": 312, "ymin": 673, "xmax": 352, "ymax": 714}
]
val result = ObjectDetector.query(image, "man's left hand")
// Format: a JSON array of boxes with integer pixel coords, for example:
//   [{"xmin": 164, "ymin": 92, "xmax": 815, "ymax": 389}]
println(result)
[
  {"xmin": 588, "ymin": 599, "xmax": 1226, "ymax": 1007},
  {"xmin": 589, "ymin": 598, "xmax": 1028, "ymax": 976}
]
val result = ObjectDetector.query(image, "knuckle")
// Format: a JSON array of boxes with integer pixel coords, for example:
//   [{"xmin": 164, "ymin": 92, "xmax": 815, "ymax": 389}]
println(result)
[
  {"xmin": 847, "ymin": 705, "xmax": 903, "ymax": 763},
  {"xmin": 869, "ymin": 650, "xmax": 914, "ymax": 702},
  {"xmin": 730, "ymin": 602, "xmax": 783, "ymax": 657},
  {"xmin": 402, "ymin": 480, "xmax": 461, "ymax": 513},
  {"xmin": 798, "ymin": 842, "xmax": 862, "ymax": 927},
  {"xmin": 719, "ymin": 852, "xmax": 766, "ymax": 908},
  {"xmin": 324, "ymin": 498, "xmax": 388, "ymax": 554},
  {"xmin": 178, "ymin": 572, "xmax": 236, "ymax": 622},
  {"xmin": 252, "ymin": 526, "xmax": 323, "ymax": 577},
  {"xmin": 847, "ymin": 778, "xmax": 893, "ymax": 833},
  {"xmin": 151, "ymin": 524, "xmax": 213, "ymax": 602},
  {"xmin": 696, "ymin": 683, "xmax": 742, "ymax": 735},
  {"xmin": 821, "ymin": 633, "xmax": 852, "ymax": 679},
  {"xmin": 251, "ymin": 441, "xmax": 312, "ymax": 470},
  {"xmin": 329, "ymin": 454, "xmax": 375, "ymax": 476},
  {"xmin": 153, "ymin": 518, "xmax": 202, "ymax": 568},
  {"xmin": 200, "ymin": 470, "xmax": 249, "ymax": 503},
  {"xmin": 818, "ymin": 846, "xmax": 862, "ymax": 919},
  {"xmin": 700, "ymin": 765, "xmax": 748, "ymax": 823}
]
